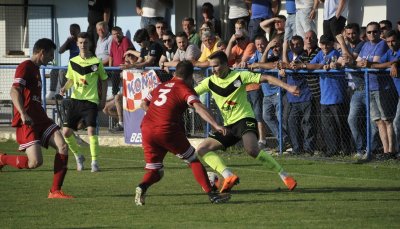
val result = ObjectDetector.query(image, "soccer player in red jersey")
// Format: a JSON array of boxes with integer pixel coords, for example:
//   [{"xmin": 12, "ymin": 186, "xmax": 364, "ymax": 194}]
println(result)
[
  {"xmin": 135, "ymin": 60, "xmax": 230, "ymax": 205},
  {"xmin": 0, "ymin": 38, "xmax": 74, "ymax": 199}
]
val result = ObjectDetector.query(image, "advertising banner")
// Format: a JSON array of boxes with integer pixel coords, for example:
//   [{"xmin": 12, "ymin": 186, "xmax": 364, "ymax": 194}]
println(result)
[{"xmin": 122, "ymin": 69, "xmax": 162, "ymax": 144}]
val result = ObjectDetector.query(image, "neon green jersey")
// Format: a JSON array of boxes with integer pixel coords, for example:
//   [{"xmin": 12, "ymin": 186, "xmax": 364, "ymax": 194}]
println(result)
[
  {"xmin": 66, "ymin": 55, "xmax": 108, "ymax": 104},
  {"xmin": 195, "ymin": 70, "xmax": 261, "ymax": 126}
]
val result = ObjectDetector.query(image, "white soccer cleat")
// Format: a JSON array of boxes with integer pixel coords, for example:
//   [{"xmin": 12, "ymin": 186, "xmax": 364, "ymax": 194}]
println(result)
[
  {"xmin": 91, "ymin": 161, "xmax": 100, "ymax": 172},
  {"xmin": 75, "ymin": 155, "xmax": 85, "ymax": 171},
  {"xmin": 135, "ymin": 187, "xmax": 146, "ymax": 206}
]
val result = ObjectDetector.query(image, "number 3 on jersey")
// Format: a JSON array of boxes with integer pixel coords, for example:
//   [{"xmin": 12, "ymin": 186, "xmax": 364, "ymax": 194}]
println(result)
[{"xmin": 154, "ymin": 88, "xmax": 171, "ymax": 106}]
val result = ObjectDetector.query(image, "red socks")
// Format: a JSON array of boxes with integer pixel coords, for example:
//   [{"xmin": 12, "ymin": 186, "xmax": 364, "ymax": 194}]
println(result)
[
  {"xmin": 141, "ymin": 169, "xmax": 162, "ymax": 189},
  {"xmin": 1, "ymin": 154, "xmax": 29, "ymax": 169},
  {"xmin": 51, "ymin": 153, "xmax": 68, "ymax": 193},
  {"xmin": 189, "ymin": 160, "xmax": 212, "ymax": 193}
]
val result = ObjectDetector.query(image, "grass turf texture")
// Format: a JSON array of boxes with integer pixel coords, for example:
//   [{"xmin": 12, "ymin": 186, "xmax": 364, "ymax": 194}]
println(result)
[{"xmin": 0, "ymin": 139, "xmax": 400, "ymax": 229}]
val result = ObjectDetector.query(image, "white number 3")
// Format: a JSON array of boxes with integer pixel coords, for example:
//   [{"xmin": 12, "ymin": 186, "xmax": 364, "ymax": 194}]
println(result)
[{"xmin": 154, "ymin": 88, "xmax": 171, "ymax": 106}]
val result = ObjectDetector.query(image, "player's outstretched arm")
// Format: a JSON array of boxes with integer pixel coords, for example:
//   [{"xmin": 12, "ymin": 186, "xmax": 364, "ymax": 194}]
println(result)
[
  {"xmin": 260, "ymin": 74, "xmax": 300, "ymax": 96},
  {"xmin": 192, "ymin": 102, "xmax": 227, "ymax": 135}
]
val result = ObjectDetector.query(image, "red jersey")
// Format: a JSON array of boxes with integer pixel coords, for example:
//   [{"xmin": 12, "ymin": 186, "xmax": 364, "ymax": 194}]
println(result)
[
  {"xmin": 141, "ymin": 77, "xmax": 200, "ymax": 131},
  {"xmin": 11, "ymin": 60, "xmax": 51, "ymax": 127}
]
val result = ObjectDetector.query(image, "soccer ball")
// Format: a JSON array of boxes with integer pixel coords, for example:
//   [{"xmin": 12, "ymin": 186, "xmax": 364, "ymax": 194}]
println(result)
[{"xmin": 207, "ymin": 171, "xmax": 220, "ymax": 190}]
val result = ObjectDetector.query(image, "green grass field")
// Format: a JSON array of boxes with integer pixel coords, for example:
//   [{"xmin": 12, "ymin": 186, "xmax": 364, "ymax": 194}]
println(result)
[{"xmin": 1, "ymin": 139, "xmax": 400, "ymax": 229}]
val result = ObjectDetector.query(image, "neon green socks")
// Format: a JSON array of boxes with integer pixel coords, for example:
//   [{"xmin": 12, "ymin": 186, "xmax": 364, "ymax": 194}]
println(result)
[
  {"xmin": 64, "ymin": 134, "xmax": 79, "ymax": 158},
  {"xmin": 201, "ymin": 151, "xmax": 231, "ymax": 176},
  {"xmin": 256, "ymin": 150, "xmax": 284, "ymax": 173},
  {"xmin": 89, "ymin": 135, "xmax": 99, "ymax": 161}
]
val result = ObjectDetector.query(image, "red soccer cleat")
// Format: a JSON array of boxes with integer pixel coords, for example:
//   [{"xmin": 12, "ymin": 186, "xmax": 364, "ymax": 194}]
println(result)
[{"xmin": 48, "ymin": 190, "xmax": 75, "ymax": 199}]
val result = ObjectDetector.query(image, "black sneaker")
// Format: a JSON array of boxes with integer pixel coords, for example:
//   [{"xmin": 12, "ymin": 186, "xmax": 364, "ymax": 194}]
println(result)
[
  {"xmin": 109, "ymin": 124, "xmax": 124, "ymax": 133},
  {"xmin": 208, "ymin": 192, "xmax": 231, "ymax": 204},
  {"xmin": 376, "ymin": 152, "xmax": 396, "ymax": 161}
]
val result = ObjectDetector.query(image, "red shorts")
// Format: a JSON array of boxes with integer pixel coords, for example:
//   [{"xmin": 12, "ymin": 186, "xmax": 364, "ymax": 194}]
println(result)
[
  {"xmin": 16, "ymin": 120, "xmax": 59, "ymax": 151},
  {"xmin": 141, "ymin": 127, "xmax": 194, "ymax": 170}
]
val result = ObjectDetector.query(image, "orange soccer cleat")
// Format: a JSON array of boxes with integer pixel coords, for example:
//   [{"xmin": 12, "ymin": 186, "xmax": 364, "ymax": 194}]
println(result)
[
  {"xmin": 283, "ymin": 176, "xmax": 297, "ymax": 191},
  {"xmin": 219, "ymin": 174, "xmax": 240, "ymax": 193},
  {"xmin": 48, "ymin": 190, "xmax": 75, "ymax": 199}
]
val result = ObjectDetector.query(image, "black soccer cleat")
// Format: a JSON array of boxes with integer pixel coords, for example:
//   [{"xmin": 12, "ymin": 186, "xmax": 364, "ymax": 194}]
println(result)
[{"xmin": 208, "ymin": 192, "xmax": 231, "ymax": 204}]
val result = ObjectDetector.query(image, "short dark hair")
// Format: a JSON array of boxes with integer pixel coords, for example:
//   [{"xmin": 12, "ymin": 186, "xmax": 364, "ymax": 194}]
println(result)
[
  {"xmin": 254, "ymin": 35, "xmax": 267, "ymax": 43},
  {"xmin": 385, "ymin": 30, "xmax": 397, "ymax": 39},
  {"xmin": 134, "ymin": 28, "xmax": 150, "ymax": 43},
  {"xmin": 379, "ymin": 20, "xmax": 393, "ymax": 29},
  {"xmin": 175, "ymin": 31, "xmax": 188, "ymax": 39},
  {"xmin": 175, "ymin": 60, "xmax": 194, "ymax": 80},
  {"xmin": 345, "ymin": 23, "xmax": 361, "ymax": 34},
  {"xmin": 146, "ymin": 24, "xmax": 157, "ymax": 36},
  {"xmin": 33, "ymin": 38, "xmax": 56, "ymax": 54},
  {"xmin": 182, "ymin": 17, "xmax": 195, "ymax": 26},
  {"xmin": 70, "ymin": 23, "xmax": 80, "ymax": 31},
  {"xmin": 291, "ymin": 35, "xmax": 304, "ymax": 44},
  {"xmin": 208, "ymin": 51, "xmax": 228, "ymax": 65},
  {"xmin": 276, "ymin": 15, "xmax": 287, "ymax": 21},
  {"xmin": 77, "ymin": 32, "xmax": 89, "ymax": 39},
  {"xmin": 111, "ymin": 26, "xmax": 122, "ymax": 32},
  {"xmin": 366, "ymin": 21, "xmax": 380, "ymax": 30}
]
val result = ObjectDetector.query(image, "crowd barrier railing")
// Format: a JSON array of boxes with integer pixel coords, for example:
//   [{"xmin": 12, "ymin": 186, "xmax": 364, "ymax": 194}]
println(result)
[{"xmin": 0, "ymin": 65, "xmax": 394, "ymax": 159}]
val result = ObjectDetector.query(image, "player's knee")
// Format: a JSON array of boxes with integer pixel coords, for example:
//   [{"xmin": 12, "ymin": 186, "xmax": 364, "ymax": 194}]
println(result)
[
  {"xmin": 58, "ymin": 141, "xmax": 69, "ymax": 155},
  {"xmin": 28, "ymin": 159, "xmax": 43, "ymax": 169},
  {"xmin": 245, "ymin": 146, "xmax": 259, "ymax": 158},
  {"xmin": 182, "ymin": 153, "xmax": 197, "ymax": 163}
]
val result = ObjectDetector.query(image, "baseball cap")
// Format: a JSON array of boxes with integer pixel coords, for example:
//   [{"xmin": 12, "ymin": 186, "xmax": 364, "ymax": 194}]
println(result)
[{"xmin": 319, "ymin": 34, "xmax": 334, "ymax": 44}]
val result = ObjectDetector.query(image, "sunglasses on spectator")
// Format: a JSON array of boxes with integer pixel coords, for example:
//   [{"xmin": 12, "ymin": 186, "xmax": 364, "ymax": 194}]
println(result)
[
  {"xmin": 367, "ymin": 30, "xmax": 378, "ymax": 34},
  {"xmin": 163, "ymin": 39, "xmax": 172, "ymax": 43}
]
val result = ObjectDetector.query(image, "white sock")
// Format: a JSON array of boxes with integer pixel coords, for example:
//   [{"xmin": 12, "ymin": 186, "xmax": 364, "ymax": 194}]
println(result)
[
  {"xmin": 279, "ymin": 171, "xmax": 288, "ymax": 181},
  {"xmin": 221, "ymin": 168, "xmax": 234, "ymax": 178},
  {"xmin": 118, "ymin": 121, "xmax": 123, "ymax": 126}
]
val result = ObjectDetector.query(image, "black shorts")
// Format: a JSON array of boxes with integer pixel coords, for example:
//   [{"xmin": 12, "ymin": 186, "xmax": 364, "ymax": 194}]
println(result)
[
  {"xmin": 63, "ymin": 98, "xmax": 98, "ymax": 130},
  {"xmin": 209, "ymin": 117, "xmax": 258, "ymax": 149}
]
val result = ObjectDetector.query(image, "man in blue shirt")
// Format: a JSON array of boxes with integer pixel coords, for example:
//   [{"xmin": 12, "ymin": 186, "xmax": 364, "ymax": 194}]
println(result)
[
  {"xmin": 370, "ymin": 29, "xmax": 399, "ymax": 159},
  {"xmin": 355, "ymin": 22, "xmax": 392, "ymax": 159},
  {"xmin": 281, "ymin": 35, "xmax": 315, "ymax": 154},
  {"xmin": 294, "ymin": 34, "xmax": 352, "ymax": 156}
]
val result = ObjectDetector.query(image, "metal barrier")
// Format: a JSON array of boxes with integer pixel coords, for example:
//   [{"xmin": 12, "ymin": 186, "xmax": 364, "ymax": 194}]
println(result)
[{"xmin": 1, "ymin": 65, "xmax": 395, "ymax": 160}]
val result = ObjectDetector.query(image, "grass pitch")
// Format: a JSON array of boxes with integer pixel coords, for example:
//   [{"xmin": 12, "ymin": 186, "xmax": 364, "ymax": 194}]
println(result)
[{"xmin": 0, "ymin": 140, "xmax": 400, "ymax": 229}]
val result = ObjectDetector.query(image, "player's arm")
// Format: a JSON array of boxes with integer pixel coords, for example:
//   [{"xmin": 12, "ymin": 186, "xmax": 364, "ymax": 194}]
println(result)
[
  {"xmin": 60, "ymin": 79, "xmax": 74, "ymax": 96},
  {"xmin": 192, "ymin": 102, "xmax": 227, "ymax": 135},
  {"xmin": 98, "ymin": 78, "xmax": 108, "ymax": 110},
  {"xmin": 140, "ymin": 99, "xmax": 150, "ymax": 111},
  {"xmin": 260, "ymin": 74, "xmax": 300, "ymax": 96},
  {"xmin": 10, "ymin": 86, "xmax": 32, "ymax": 125}
]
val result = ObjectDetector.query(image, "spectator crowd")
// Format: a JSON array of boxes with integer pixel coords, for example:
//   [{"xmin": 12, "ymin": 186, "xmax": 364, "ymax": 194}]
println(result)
[{"xmin": 51, "ymin": 0, "xmax": 400, "ymax": 161}]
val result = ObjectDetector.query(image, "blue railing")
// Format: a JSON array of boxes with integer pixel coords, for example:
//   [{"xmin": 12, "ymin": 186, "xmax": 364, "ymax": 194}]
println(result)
[{"xmin": 1, "ymin": 65, "xmax": 392, "ymax": 159}]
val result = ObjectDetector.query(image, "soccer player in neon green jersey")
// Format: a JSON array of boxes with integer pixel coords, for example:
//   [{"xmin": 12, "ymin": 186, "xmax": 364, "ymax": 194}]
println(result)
[
  {"xmin": 195, "ymin": 51, "xmax": 299, "ymax": 192},
  {"xmin": 60, "ymin": 32, "xmax": 108, "ymax": 172}
]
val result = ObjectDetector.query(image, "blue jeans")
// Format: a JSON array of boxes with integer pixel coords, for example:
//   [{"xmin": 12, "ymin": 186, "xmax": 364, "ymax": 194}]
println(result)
[
  {"xmin": 284, "ymin": 14, "xmax": 296, "ymax": 41},
  {"xmin": 247, "ymin": 89, "xmax": 263, "ymax": 122},
  {"xmin": 347, "ymin": 91, "xmax": 379, "ymax": 152},
  {"xmin": 262, "ymin": 94, "xmax": 289, "ymax": 144},
  {"xmin": 288, "ymin": 101, "xmax": 314, "ymax": 153},
  {"xmin": 295, "ymin": 7, "xmax": 316, "ymax": 38}
]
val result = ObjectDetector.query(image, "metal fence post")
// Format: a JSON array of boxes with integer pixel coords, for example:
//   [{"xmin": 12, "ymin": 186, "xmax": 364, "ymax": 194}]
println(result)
[
  {"xmin": 277, "ymin": 70, "xmax": 283, "ymax": 156},
  {"xmin": 365, "ymin": 68, "xmax": 371, "ymax": 159}
]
